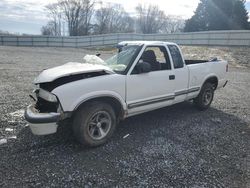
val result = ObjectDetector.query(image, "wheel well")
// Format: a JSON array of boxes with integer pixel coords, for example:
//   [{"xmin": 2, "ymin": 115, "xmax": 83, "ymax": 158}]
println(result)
[
  {"xmin": 204, "ymin": 76, "xmax": 218, "ymax": 89},
  {"xmin": 75, "ymin": 97, "xmax": 125, "ymax": 120}
]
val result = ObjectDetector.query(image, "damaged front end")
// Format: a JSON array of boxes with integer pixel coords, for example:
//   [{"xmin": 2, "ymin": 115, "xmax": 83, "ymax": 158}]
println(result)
[
  {"xmin": 24, "ymin": 59, "xmax": 115, "ymax": 135},
  {"xmin": 25, "ymin": 61, "xmax": 113, "ymax": 136},
  {"xmin": 24, "ymin": 88, "xmax": 64, "ymax": 135}
]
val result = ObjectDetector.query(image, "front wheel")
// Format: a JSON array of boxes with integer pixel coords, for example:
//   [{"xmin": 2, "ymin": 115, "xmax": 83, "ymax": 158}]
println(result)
[
  {"xmin": 194, "ymin": 82, "xmax": 214, "ymax": 111},
  {"xmin": 73, "ymin": 102, "xmax": 117, "ymax": 147}
]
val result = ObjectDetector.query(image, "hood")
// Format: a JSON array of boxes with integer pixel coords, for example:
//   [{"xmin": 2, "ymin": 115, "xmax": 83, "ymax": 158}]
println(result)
[{"xmin": 34, "ymin": 62, "xmax": 114, "ymax": 84}]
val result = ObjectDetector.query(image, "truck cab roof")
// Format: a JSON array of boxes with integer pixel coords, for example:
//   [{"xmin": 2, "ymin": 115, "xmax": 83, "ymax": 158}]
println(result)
[{"xmin": 118, "ymin": 41, "xmax": 177, "ymax": 46}]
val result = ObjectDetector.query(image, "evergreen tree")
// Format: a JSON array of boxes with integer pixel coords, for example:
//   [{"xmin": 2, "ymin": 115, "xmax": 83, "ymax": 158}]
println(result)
[{"xmin": 184, "ymin": 0, "xmax": 250, "ymax": 32}]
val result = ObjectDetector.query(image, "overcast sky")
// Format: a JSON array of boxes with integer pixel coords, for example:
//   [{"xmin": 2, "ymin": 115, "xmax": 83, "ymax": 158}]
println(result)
[{"xmin": 0, "ymin": 0, "xmax": 250, "ymax": 35}]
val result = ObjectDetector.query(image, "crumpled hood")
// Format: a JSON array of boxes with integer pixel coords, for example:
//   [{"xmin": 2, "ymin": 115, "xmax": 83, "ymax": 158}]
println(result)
[{"xmin": 34, "ymin": 62, "xmax": 114, "ymax": 84}]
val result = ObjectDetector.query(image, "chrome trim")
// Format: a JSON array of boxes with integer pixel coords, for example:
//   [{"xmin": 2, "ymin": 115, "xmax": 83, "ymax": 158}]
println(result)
[
  {"xmin": 175, "ymin": 90, "xmax": 188, "ymax": 96},
  {"xmin": 128, "ymin": 95, "xmax": 175, "ymax": 109},
  {"xmin": 188, "ymin": 87, "xmax": 200, "ymax": 93},
  {"xmin": 175, "ymin": 87, "xmax": 200, "ymax": 97},
  {"xmin": 128, "ymin": 87, "xmax": 200, "ymax": 109}
]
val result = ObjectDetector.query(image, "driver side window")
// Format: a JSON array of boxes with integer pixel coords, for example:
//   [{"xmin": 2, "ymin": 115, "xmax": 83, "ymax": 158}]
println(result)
[{"xmin": 132, "ymin": 46, "xmax": 171, "ymax": 74}]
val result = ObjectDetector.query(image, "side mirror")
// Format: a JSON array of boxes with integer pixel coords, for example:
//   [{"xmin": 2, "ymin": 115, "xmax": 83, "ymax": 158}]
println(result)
[{"xmin": 136, "ymin": 61, "xmax": 151, "ymax": 74}]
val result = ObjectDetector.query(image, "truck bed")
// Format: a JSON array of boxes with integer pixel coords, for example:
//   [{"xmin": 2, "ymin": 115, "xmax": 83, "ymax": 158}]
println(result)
[
  {"xmin": 185, "ymin": 60, "xmax": 208, "ymax": 65},
  {"xmin": 186, "ymin": 59, "xmax": 228, "ymax": 92},
  {"xmin": 185, "ymin": 58, "xmax": 218, "ymax": 65}
]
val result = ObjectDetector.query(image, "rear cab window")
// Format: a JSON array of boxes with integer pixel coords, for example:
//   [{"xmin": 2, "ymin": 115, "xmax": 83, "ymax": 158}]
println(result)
[{"xmin": 168, "ymin": 45, "xmax": 184, "ymax": 69}]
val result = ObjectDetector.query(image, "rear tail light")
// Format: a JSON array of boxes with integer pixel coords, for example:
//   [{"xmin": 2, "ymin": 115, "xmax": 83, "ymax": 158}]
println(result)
[{"xmin": 226, "ymin": 64, "xmax": 228, "ymax": 72}]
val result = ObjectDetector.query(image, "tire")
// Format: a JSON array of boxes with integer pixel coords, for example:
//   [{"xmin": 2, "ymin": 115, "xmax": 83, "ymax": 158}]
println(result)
[
  {"xmin": 73, "ymin": 101, "xmax": 116, "ymax": 147},
  {"xmin": 194, "ymin": 82, "xmax": 214, "ymax": 111}
]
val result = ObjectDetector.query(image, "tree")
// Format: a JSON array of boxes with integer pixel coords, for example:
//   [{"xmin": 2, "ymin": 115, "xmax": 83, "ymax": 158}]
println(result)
[
  {"xmin": 77, "ymin": 0, "xmax": 95, "ymax": 35},
  {"xmin": 41, "ymin": 21, "xmax": 59, "ymax": 36},
  {"xmin": 0, "ymin": 30, "xmax": 12, "ymax": 35},
  {"xmin": 231, "ymin": 0, "xmax": 250, "ymax": 29},
  {"xmin": 45, "ymin": 3, "xmax": 62, "ymax": 36},
  {"xmin": 163, "ymin": 16, "xmax": 185, "ymax": 33},
  {"xmin": 58, "ymin": 0, "xmax": 95, "ymax": 36},
  {"xmin": 94, "ymin": 5, "xmax": 110, "ymax": 34},
  {"xmin": 135, "ymin": 4, "xmax": 167, "ymax": 34},
  {"xmin": 42, "ymin": 1, "xmax": 185, "ymax": 36},
  {"xmin": 94, "ymin": 4, "xmax": 134, "ymax": 34},
  {"xmin": 184, "ymin": 0, "xmax": 250, "ymax": 32}
]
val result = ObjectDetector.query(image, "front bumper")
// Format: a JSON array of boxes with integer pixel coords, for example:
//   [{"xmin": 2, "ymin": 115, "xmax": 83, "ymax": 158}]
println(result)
[{"xmin": 24, "ymin": 105, "xmax": 61, "ymax": 135}]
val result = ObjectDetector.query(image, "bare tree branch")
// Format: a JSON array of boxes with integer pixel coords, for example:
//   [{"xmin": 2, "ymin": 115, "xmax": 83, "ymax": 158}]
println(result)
[
  {"xmin": 94, "ymin": 4, "xmax": 134, "ymax": 34},
  {"xmin": 136, "ymin": 4, "xmax": 167, "ymax": 34}
]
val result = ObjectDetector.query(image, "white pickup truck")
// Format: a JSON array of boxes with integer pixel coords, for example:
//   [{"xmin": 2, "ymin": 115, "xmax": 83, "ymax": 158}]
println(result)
[{"xmin": 25, "ymin": 41, "xmax": 228, "ymax": 147}]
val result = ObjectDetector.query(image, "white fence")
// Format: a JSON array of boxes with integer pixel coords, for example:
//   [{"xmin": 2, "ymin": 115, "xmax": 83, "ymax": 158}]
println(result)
[{"xmin": 1, "ymin": 30, "xmax": 250, "ymax": 47}]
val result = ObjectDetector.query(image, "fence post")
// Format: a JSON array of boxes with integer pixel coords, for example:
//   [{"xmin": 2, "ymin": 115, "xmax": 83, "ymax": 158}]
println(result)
[
  {"xmin": 31, "ymin": 36, "xmax": 33, "ymax": 46},
  {"xmin": 227, "ymin": 31, "xmax": 231, "ymax": 46},
  {"xmin": 190, "ymin": 33, "xmax": 194, "ymax": 46},
  {"xmin": 206, "ymin": 31, "xmax": 210, "ymax": 46},
  {"xmin": 17, "ymin": 36, "xmax": 19, "ymax": 46},
  {"xmin": 248, "ymin": 33, "xmax": 250, "ymax": 46},
  {"xmin": 0, "ymin": 36, "xmax": 3, "ymax": 46}
]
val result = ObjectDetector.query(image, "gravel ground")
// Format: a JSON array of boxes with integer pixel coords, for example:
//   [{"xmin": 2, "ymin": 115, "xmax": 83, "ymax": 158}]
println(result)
[{"xmin": 0, "ymin": 46, "xmax": 249, "ymax": 187}]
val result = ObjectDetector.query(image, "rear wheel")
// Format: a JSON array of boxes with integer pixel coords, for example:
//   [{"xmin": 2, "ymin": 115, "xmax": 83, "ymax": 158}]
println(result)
[
  {"xmin": 194, "ymin": 82, "xmax": 214, "ymax": 111},
  {"xmin": 73, "ymin": 102, "xmax": 116, "ymax": 147}
]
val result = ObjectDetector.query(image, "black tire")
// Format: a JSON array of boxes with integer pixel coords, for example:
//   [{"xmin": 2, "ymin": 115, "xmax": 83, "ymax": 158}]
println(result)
[
  {"xmin": 73, "ymin": 101, "xmax": 116, "ymax": 147},
  {"xmin": 194, "ymin": 82, "xmax": 214, "ymax": 111}
]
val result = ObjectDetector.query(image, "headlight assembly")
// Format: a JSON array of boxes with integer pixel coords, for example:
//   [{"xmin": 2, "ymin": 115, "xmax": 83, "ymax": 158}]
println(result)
[{"xmin": 37, "ymin": 89, "xmax": 58, "ymax": 103}]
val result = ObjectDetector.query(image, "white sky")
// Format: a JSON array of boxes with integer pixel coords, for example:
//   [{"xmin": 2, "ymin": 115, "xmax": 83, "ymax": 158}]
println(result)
[{"xmin": 0, "ymin": 0, "xmax": 250, "ymax": 34}]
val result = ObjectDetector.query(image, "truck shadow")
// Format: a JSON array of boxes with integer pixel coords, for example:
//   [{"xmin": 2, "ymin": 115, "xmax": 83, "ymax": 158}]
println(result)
[
  {"xmin": 4, "ymin": 101, "xmax": 249, "ymax": 152},
  {"xmin": 1, "ymin": 101, "xmax": 249, "ymax": 187}
]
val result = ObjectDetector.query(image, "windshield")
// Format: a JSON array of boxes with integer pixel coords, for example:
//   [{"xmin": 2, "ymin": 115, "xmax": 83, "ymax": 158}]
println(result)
[{"xmin": 105, "ymin": 45, "xmax": 141, "ymax": 73}]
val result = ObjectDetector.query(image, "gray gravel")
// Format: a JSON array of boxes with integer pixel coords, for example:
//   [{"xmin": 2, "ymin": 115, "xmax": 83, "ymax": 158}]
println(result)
[{"xmin": 0, "ymin": 46, "xmax": 250, "ymax": 187}]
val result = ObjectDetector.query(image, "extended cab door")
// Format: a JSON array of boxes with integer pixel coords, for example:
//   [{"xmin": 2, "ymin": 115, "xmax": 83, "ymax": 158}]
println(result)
[
  {"xmin": 126, "ymin": 45, "xmax": 175, "ymax": 116},
  {"xmin": 167, "ymin": 45, "xmax": 189, "ymax": 103}
]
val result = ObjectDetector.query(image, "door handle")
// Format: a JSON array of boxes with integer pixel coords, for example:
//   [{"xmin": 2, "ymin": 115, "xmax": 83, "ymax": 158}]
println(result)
[{"xmin": 169, "ymin": 75, "xmax": 175, "ymax": 80}]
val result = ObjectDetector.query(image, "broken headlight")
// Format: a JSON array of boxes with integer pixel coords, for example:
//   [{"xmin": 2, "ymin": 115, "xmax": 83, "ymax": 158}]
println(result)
[{"xmin": 38, "ymin": 89, "xmax": 58, "ymax": 103}]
